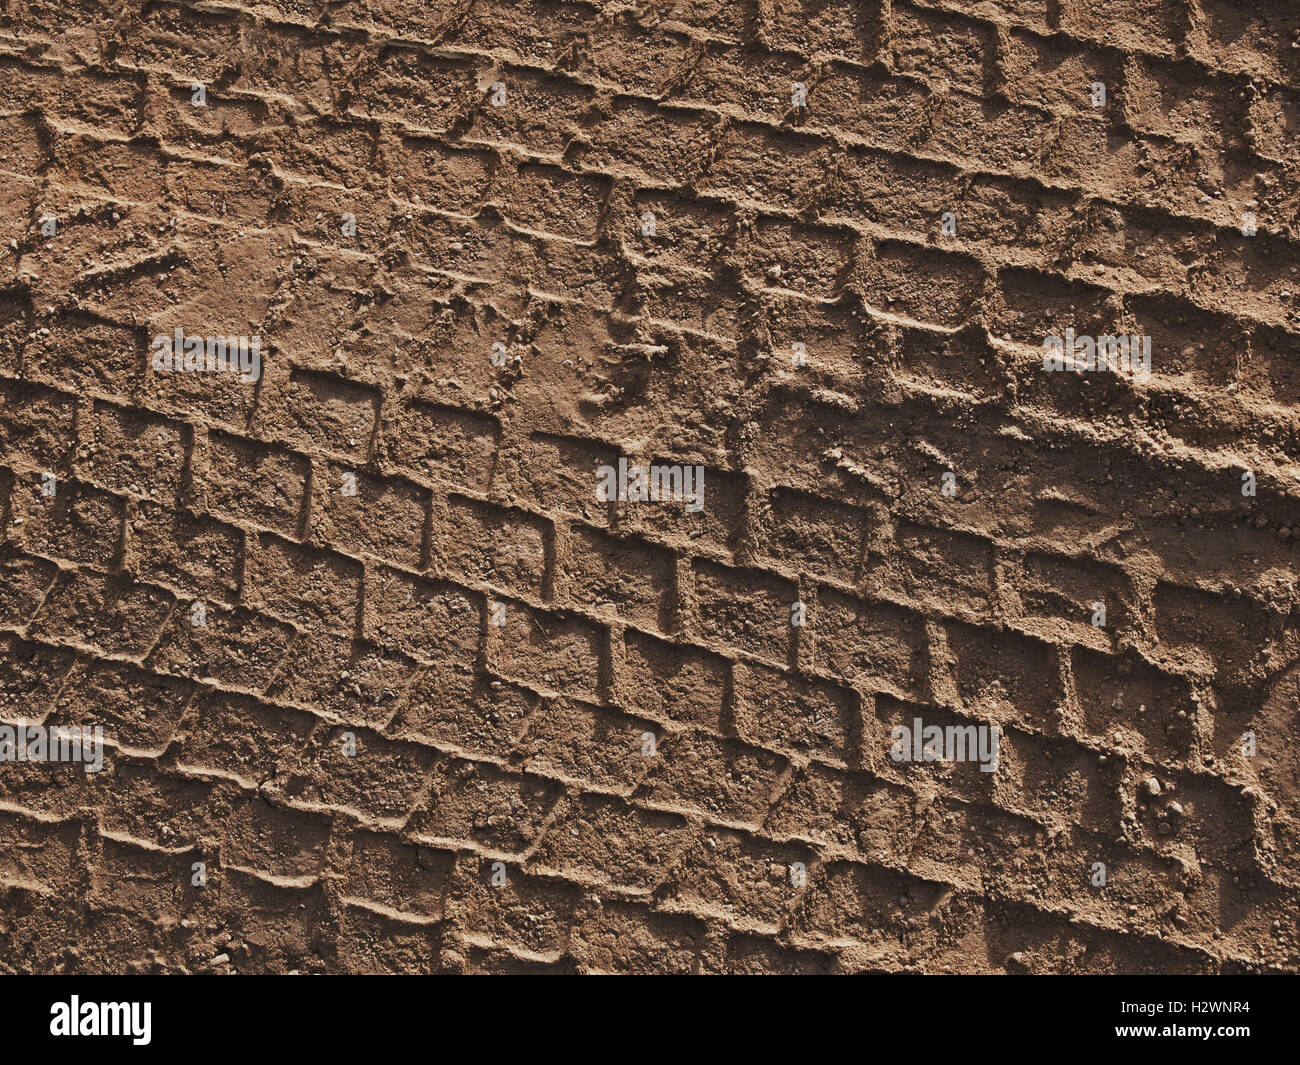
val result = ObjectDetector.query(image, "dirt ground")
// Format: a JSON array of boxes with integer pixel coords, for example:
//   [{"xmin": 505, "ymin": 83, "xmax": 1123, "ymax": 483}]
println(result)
[{"xmin": 0, "ymin": 0, "xmax": 1298, "ymax": 973}]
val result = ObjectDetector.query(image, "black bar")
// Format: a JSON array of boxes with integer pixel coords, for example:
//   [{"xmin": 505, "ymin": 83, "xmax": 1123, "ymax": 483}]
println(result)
[{"xmin": 1, "ymin": 974, "xmax": 1291, "ymax": 1052}]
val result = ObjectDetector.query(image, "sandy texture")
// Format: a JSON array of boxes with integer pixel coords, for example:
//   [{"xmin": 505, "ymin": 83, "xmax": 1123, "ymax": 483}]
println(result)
[{"xmin": 0, "ymin": 0, "xmax": 1298, "ymax": 974}]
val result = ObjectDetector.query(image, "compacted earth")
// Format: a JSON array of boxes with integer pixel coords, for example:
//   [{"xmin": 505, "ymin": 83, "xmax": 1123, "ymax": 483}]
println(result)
[{"xmin": 0, "ymin": 0, "xmax": 1298, "ymax": 974}]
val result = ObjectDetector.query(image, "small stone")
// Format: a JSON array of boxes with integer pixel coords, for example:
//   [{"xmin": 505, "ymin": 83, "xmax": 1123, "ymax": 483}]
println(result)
[{"xmin": 1143, "ymin": 777, "xmax": 1161, "ymax": 797}]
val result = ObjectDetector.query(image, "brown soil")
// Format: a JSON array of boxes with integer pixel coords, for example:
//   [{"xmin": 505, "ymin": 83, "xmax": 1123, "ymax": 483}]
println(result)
[{"xmin": 1, "ymin": 0, "xmax": 1298, "ymax": 974}]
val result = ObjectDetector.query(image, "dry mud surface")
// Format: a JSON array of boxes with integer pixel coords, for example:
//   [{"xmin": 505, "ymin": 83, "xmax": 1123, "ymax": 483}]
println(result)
[{"xmin": 0, "ymin": 0, "xmax": 1298, "ymax": 975}]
